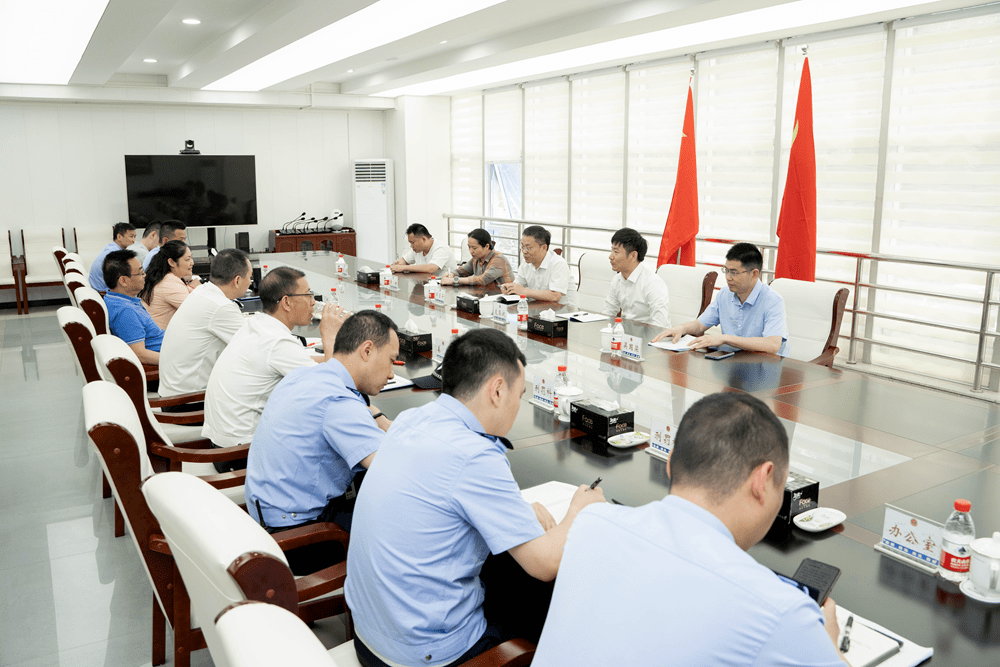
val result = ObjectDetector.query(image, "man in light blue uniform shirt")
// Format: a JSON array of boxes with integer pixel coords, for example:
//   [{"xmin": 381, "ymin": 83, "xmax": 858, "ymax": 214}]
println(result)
[
  {"xmin": 532, "ymin": 393, "xmax": 846, "ymax": 666},
  {"xmin": 345, "ymin": 329, "xmax": 605, "ymax": 667},
  {"xmin": 88, "ymin": 222, "xmax": 135, "ymax": 291},
  {"xmin": 654, "ymin": 242, "xmax": 789, "ymax": 356},
  {"xmin": 245, "ymin": 310, "xmax": 398, "ymax": 573}
]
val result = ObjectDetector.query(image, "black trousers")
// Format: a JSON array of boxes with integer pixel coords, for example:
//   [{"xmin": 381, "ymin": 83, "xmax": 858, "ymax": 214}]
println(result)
[{"xmin": 262, "ymin": 489, "xmax": 358, "ymax": 576}]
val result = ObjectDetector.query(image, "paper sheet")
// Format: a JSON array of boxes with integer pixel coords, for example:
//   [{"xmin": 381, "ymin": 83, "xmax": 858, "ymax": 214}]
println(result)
[
  {"xmin": 555, "ymin": 311, "xmax": 606, "ymax": 323},
  {"xmin": 835, "ymin": 606, "xmax": 932, "ymax": 667},
  {"xmin": 520, "ymin": 481, "xmax": 578, "ymax": 524},
  {"xmin": 379, "ymin": 374, "xmax": 414, "ymax": 392},
  {"xmin": 648, "ymin": 334, "xmax": 698, "ymax": 352}
]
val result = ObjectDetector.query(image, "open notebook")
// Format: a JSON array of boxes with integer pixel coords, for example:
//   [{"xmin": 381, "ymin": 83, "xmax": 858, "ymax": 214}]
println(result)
[
  {"xmin": 834, "ymin": 606, "xmax": 931, "ymax": 667},
  {"xmin": 520, "ymin": 481, "xmax": 578, "ymax": 524}
]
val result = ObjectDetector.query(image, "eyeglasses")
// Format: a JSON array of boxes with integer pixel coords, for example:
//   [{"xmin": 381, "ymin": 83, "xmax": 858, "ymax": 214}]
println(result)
[
  {"xmin": 720, "ymin": 268, "xmax": 751, "ymax": 277},
  {"xmin": 284, "ymin": 291, "xmax": 315, "ymax": 299},
  {"xmin": 130, "ymin": 269, "xmax": 146, "ymax": 277}
]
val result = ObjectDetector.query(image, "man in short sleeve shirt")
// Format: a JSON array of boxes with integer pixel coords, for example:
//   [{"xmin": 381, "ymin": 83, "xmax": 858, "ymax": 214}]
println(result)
[
  {"xmin": 346, "ymin": 329, "xmax": 605, "ymax": 667},
  {"xmin": 102, "ymin": 249, "xmax": 163, "ymax": 365},
  {"xmin": 390, "ymin": 223, "xmax": 456, "ymax": 274},
  {"xmin": 142, "ymin": 220, "xmax": 187, "ymax": 271},
  {"xmin": 89, "ymin": 222, "xmax": 136, "ymax": 292},
  {"xmin": 653, "ymin": 242, "xmax": 789, "ymax": 356},
  {"xmin": 500, "ymin": 225, "xmax": 570, "ymax": 302},
  {"xmin": 532, "ymin": 393, "xmax": 845, "ymax": 666}
]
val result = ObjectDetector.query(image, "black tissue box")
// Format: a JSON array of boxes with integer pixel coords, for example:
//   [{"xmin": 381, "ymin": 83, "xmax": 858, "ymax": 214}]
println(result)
[
  {"xmin": 527, "ymin": 316, "xmax": 567, "ymax": 338},
  {"xmin": 767, "ymin": 471, "xmax": 819, "ymax": 539},
  {"xmin": 356, "ymin": 270, "xmax": 380, "ymax": 284},
  {"xmin": 456, "ymin": 294, "xmax": 480, "ymax": 314},
  {"xmin": 399, "ymin": 330, "xmax": 432, "ymax": 355},
  {"xmin": 570, "ymin": 400, "xmax": 634, "ymax": 443}
]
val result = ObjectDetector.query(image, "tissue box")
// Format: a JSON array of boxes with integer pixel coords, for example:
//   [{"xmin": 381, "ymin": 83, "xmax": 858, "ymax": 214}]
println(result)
[
  {"xmin": 527, "ymin": 315, "xmax": 567, "ymax": 338},
  {"xmin": 356, "ymin": 270, "xmax": 380, "ymax": 284},
  {"xmin": 570, "ymin": 400, "xmax": 634, "ymax": 443},
  {"xmin": 456, "ymin": 294, "xmax": 480, "ymax": 314},
  {"xmin": 767, "ymin": 471, "xmax": 819, "ymax": 539},
  {"xmin": 398, "ymin": 330, "xmax": 432, "ymax": 355}
]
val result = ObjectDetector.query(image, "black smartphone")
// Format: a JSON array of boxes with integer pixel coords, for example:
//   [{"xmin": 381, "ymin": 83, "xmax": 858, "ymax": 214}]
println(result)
[
  {"xmin": 705, "ymin": 349, "xmax": 735, "ymax": 360},
  {"xmin": 792, "ymin": 558, "xmax": 841, "ymax": 606}
]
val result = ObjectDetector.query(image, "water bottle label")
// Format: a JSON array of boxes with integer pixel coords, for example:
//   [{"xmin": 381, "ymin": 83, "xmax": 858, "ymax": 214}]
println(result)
[
  {"xmin": 518, "ymin": 313, "xmax": 527, "ymax": 322},
  {"xmin": 611, "ymin": 340, "xmax": 621, "ymax": 351},
  {"xmin": 940, "ymin": 548, "xmax": 971, "ymax": 573}
]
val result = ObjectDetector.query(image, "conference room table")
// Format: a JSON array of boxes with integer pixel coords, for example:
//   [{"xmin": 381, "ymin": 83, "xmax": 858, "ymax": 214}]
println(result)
[{"xmin": 262, "ymin": 249, "xmax": 1000, "ymax": 666}]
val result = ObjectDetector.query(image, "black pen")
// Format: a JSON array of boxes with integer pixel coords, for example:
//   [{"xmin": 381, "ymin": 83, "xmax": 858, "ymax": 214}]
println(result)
[
  {"xmin": 611, "ymin": 498, "xmax": 624, "ymax": 505},
  {"xmin": 589, "ymin": 477, "xmax": 602, "ymax": 490},
  {"xmin": 839, "ymin": 614, "xmax": 853, "ymax": 653}
]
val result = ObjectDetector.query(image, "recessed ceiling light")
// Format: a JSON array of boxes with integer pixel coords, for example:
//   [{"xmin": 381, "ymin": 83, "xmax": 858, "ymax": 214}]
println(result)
[
  {"xmin": 440, "ymin": 40, "xmax": 447, "ymax": 44},
  {"xmin": 143, "ymin": 58, "xmax": 157, "ymax": 63},
  {"xmin": 0, "ymin": 0, "xmax": 111, "ymax": 84},
  {"xmin": 203, "ymin": 0, "xmax": 504, "ymax": 92},
  {"xmin": 379, "ymin": 0, "xmax": 926, "ymax": 96},
  {"xmin": 347, "ymin": 69, "xmax": 354, "ymax": 73},
  {"xmin": 182, "ymin": 18, "xmax": 201, "ymax": 25}
]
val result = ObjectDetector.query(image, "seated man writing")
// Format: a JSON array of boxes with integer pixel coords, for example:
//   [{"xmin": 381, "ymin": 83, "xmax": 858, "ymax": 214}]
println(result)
[
  {"xmin": 102, "ymin": 249, "xmax": 163, "ymax": 365},
  {"xmin": 531, "ymin": 392, "xmax": 846, "ymax": 665},
  {"xmin": 345, "ymin": 328, "xmax": 605, "ymax": 667},
  {"xmin": 391, "ymin": 223, "xmax": 456, "ymax": 274},
  {"xmin": 602, "ymin": 227, "xmax": 671, "ymax": 327},
  {"xmin": 245, "ymin": 310, "xmax": 399, "ymax": 574},
  {"xmin": 653, "ymin": 241, "xmax": 788, "ymax": 355}
]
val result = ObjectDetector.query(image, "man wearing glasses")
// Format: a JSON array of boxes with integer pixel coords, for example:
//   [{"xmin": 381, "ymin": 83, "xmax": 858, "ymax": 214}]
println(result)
[
  {"xmin": 653, "ymin": 242, "xmax": 788, "ymax": 356},
  {"xmin": 102, "ymin": 249, "xmax": 163, "ymax": 365},
  {"xmin": 202, "ymin": 267, "xmax": 348, "ymax": 471},
  {"xmin": 499, "ymin": 225, "xmax": 570, "ymax": 302}
]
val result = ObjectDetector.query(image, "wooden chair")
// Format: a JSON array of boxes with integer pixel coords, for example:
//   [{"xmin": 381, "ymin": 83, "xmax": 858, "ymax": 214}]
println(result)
[
  {"xmin": 215, "ymin": 602, "xmax": 356, "ymax": 666},
  {"xmin": 62, "ymin": 251, "xmax": 84, "ymax": 268},
  {"xmin": 64, "ymin": 259, "xmax": 87, "ymax": 277},
  {"xmin": 74, "ymin": 226, "xmax": 113, "ymax": 280},
  {"xmin": 21, "ymin": 227, "xmax": 66, "ymax": 313},
  {"xmin": 2, "ymin": 230, "xmax": 22, "ymax": 314},
  {"xmin": 75, "ymin": 285, "xmax": 161, "ymax": 381},
  {"xmin": 655, "ymin": 264, "xmax": 718, "ymax": 326},
  {"xmin": 53, "ymin": 245, "xmax": 69, "ymax": 276},
  {"xmin": 769, "ymin": 278, "xmax": 849, "ymax": 368},
  {"xmin": 63, "ymin": 272, "xmax": 87, "ymax": 308},
  {"xmin": 144, "ymin": 472, "xmax": 532, "ymax": 667}
]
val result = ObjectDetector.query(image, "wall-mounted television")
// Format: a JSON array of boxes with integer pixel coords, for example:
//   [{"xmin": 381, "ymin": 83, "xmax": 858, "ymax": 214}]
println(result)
[{"xmin": 124, "ymin": 155, "xmax": 258, "ymax": 227}]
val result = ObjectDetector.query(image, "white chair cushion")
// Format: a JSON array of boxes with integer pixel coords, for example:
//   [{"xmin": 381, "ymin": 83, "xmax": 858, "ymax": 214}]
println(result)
[
  {"xmin": 577, "ymin": 252, "xmax": 616, "ymax": 299},
  {"xmin": 656, "ymin": 264, "xmax": 713, "ymax": 326},
  {"xmin": 769, "ymin": 278, "xmax": 843, "ymax": 363},
  {"xmin": 216, "ymin": 603, "xmax": 338, "ymax": 667}
]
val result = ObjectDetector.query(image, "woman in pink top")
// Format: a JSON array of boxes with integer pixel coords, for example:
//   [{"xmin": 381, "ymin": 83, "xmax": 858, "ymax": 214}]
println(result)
[{"xmin": 139, "ymin": 240, "xmax": 199, "ymax": 329}]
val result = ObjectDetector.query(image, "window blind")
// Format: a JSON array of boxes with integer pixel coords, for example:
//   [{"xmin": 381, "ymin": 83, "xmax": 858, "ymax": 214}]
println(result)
[
  {"xmin": 450, "ymin": 94, "xmax": 483, "ymax": 231},
  {"xmin": 524, "ymin": 80, "xmax": 570, "ymax": 230},
  {"xmin": 484, "ymin": 88, "xmax": 522, "ymax": 162}
]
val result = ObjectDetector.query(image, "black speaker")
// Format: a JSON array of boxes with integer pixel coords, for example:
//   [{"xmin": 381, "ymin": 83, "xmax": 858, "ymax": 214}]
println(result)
[
  {"xmin": 236, "ymin": 232, "xmax": 250, "ymax": 252},
  {"xmin": 252, "ymin": 267, "xmax": 262, "ymax": 292}
]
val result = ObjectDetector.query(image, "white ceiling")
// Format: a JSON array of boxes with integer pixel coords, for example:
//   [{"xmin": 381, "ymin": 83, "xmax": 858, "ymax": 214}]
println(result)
[{"xmin": 29, "ymin": 0, "xmax": 999, "ymax": 98}]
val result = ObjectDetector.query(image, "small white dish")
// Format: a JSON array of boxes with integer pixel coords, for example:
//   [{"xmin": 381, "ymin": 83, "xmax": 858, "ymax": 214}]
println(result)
[
  {"xmin": 960, "ymin": 579, "xmax": 1000, "ymax": 604},
  {"xmin": 608, "ymin": 431, "xmax": 649, "ymax": 448},
  {"xmin": 792, "ymin": 507, "xmax": 846, "ymax": 533}
]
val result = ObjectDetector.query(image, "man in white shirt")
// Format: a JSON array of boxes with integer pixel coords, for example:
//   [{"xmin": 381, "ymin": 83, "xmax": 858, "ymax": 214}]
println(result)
[
  {"xmin": 499, "ymin": 225, "xmax": 570, "ymax": 302},
  {"xmin": 126, "ymin": 222, "xmax": 160, "ymax": 264},
  {"xmin": 390, "ymin": 223, "xmax": 456, "ymax": 274},
  {"xmin": 142, "ymin": 220, "xmax": 187, "ymax": 270},
  {"xmin": 602, "ymin": 227, "xmax": 671, "ymax": 328},
  {"xmin": 202, "ymin": 266, "xmax": 347, "ymax": 470},
  {"xmin": 158, "ymin": 249, "xmax": 253, "ymax": 401}
]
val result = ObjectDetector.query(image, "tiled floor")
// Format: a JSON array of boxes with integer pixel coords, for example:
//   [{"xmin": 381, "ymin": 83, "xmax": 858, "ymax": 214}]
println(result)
[{"xmin": 0, "ymin": 307, "xmax": 348, "ymax": 667}]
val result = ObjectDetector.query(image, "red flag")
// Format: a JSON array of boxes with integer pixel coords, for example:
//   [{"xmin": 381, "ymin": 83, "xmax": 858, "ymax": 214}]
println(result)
[
  {"xmin": 775, "ymin": 57, "xmax": 817, "ymax": 281},
  {"xmin": 657, "ymin": 83, "xmax": 699, "ymax": 268}
]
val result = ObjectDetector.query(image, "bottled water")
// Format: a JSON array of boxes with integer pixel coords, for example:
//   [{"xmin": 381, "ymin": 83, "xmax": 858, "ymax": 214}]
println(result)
[
  {"xmin": 611, "ymin": 318, "xmax": 624, "ymax": 357},
  {"xmin": 336, "ymin": 254, "xmax": 347, "ymax": 277},
  {"xmin": 327, "ymin": 287, "xmax": 338, "ymax": 306},
  {"xmin": 553, "ymin": 365, "xmax": 569, "ymax": 413},
  {"xmin": 517, "ymin": 295, "xmax": 528, "ymax": 331},
  {"xmin": 939, "ymin": 499, "xmax": 975, "ymax": 582}
]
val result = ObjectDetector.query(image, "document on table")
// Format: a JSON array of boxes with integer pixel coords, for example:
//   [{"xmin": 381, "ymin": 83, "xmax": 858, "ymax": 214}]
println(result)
[
  {"xmin": 648, "ymin": 334, "xmax": 699, "ymax": 352},
  {"xmin": 554, "ymin": 311, "xmax": 606, "ymax": 323},
  {"xmin": 379, "ymin": 374, "xmax": 414, "ymax": 392},
  {"xmin": 835, "ymin": 606, "xmax": 930, "ymax": 667},
  {"xmin": 521, "ymin": 481, "xmax": 578, "ymax": 524}
]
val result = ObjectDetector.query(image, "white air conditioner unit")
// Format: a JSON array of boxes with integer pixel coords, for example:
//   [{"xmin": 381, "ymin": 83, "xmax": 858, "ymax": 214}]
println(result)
[{"xmin": 352, "ymin": 159, "xmax": 395, "ymax": 265}]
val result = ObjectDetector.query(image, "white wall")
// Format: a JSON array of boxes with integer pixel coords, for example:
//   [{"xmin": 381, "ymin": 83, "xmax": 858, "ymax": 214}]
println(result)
[{"xmin": 0, "ymin": 100, "xmax": 385, "ymax": 305}]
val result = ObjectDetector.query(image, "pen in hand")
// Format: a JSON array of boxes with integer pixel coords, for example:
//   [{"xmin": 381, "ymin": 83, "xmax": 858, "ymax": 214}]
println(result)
[
  {"xmin": 839, "ymin": 614, "xmax": 853, "ymax": 653},
  {"xmin": 589, "ymin": 477, "xmax": 602, "ymax": 490}
]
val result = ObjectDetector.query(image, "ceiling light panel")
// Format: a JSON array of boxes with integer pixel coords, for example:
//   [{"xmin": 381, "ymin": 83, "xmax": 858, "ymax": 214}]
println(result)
[
  {"xmin": 0, "ymin": 0, "xmax": 111, "ymax": 84},
  {"xmin": 379, "ymin": 0, "xmax": 926, "ymax": 96},
  {"xmin": 203, "ymin": 0, "xmax": 506, "ymax": 91}
]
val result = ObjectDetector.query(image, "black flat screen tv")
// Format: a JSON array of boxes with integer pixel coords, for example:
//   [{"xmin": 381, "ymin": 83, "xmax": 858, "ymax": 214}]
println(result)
[{"xmin": 124, "ymin": 155, "xmax": 258, "ymax": 227}]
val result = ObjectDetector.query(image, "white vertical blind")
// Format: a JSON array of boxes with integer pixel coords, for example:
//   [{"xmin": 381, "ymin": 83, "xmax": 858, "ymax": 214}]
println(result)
[
  {"xmin": 696, "ymin": 46, "xmax": 779, "ymax": 266},
  {"xmin": 626, "ymin": 60, "xmax": 692, "ymax": 246},
  {"xmin": 450, "ymin": 94, "xmax": 483, "ymax": 228},
  {"xmin": 484, "ymin": 88, "xmax": 522, "ymax": 162},
  {"xmin": 524, "ymin": 80, "xmax": 569, "ymax": 229},
  {"xmin": 571, "ymin": 70, "xmax": 626, "ymax": 251},
  {"xmin": 870, "ymin": 11, "xmax": 1000, "ymax": 383}
]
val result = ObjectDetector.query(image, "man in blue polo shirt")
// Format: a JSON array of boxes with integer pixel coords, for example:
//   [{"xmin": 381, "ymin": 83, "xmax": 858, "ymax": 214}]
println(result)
[
  {"xmin": 245, "ymin": 310, "xmax": 399, "ymax": 573},
  {"xmin": 102, "ymin": 249, "xmax": 163, "ymax": 365},
  {"xmin": 653, "ymin": 241, "xmax": 789, "ymax": 356},
  {"xmin": 88, "ymin": 222, "xmax": 135, "ymax": 292},
  {"xmin": 531, "ymin": 393, "xmax": 844, "ymax": 665},
  {"xmin": 345, "ymin": 329, "xmax": 605, "ymax": 667}
]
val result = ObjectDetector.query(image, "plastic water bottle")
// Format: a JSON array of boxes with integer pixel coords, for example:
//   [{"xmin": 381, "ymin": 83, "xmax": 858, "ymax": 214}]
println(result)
[
  {"xmin": 382, "ymin": 265, "xmax": 393, "ymax": 288},
  {"xmin": 336, "ymin": 254, "xmax": 347, "ymax": 277},
  {"xmin": 261, "ymin": 264, "xmax": 269, "ymax": 278},
  {"xmin": 327, "ymin": 287, "xmax": 339, "ymax": 306},
  {"xmin": 939, "ymin": 499, "xmax": 975, "ymax": 582},
  {"xmin": 553, "ymin": 365, "xmax": 569, "ymax": 412},
  {"xmin": 517, "ymin": 295, "xmax": 528, "ymax": 331},
  {"xmin": 450, "ymin": 328, "xmax": 459, "ymax": 346},
  {"xmin": 427, "ymin": 277, "xmax": 439, "ymax": 302},
  {"xmin": 611, "ymin": 317, "xmax": 624, "ymax": 357}
]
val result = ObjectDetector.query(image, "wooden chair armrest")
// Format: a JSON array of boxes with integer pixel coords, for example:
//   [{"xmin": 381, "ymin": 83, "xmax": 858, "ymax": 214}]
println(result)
[
  {"xmin": 148, "ymin": 390, "xmax": 206, "ymax": 408},
  {"xmin": 460, "ymin": 639, "xmax": 536, "ymax": 667},
  {"xmin": 271, "ymin": 522, "xmax": 350, "ymax": 551},
  {"xmin": 154, "ymin": 410, "xmax": 205, "ymax": 425},
  {"xmin": 199, "ymin": 469, "xmax": 246, "ymax": 490},
  {"xmin": 149, "ymin": 534, "xmax": 171, "ymax": 555},
  {"xmin": 143, "ymin": 364, "xmax": 159, "ymax": 380},
  {"xmin": 150, "ymin": 441, "xmax": 250, "ymax": 463},
  {"xmin": 295, "ymin": 561, "xmax": 347, "ymax": 601}
]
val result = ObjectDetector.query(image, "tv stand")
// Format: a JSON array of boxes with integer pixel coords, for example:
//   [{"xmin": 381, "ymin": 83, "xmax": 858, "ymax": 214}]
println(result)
[{"xmin": 271, "ymin": 228, "xmax": 355, "ymax": 255}]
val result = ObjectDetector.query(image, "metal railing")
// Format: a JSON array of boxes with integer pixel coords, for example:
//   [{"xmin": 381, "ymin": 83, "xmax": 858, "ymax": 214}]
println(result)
[{"xmin": 444, "ymin": 213, "xmax": 1000, "ymax": 395}]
